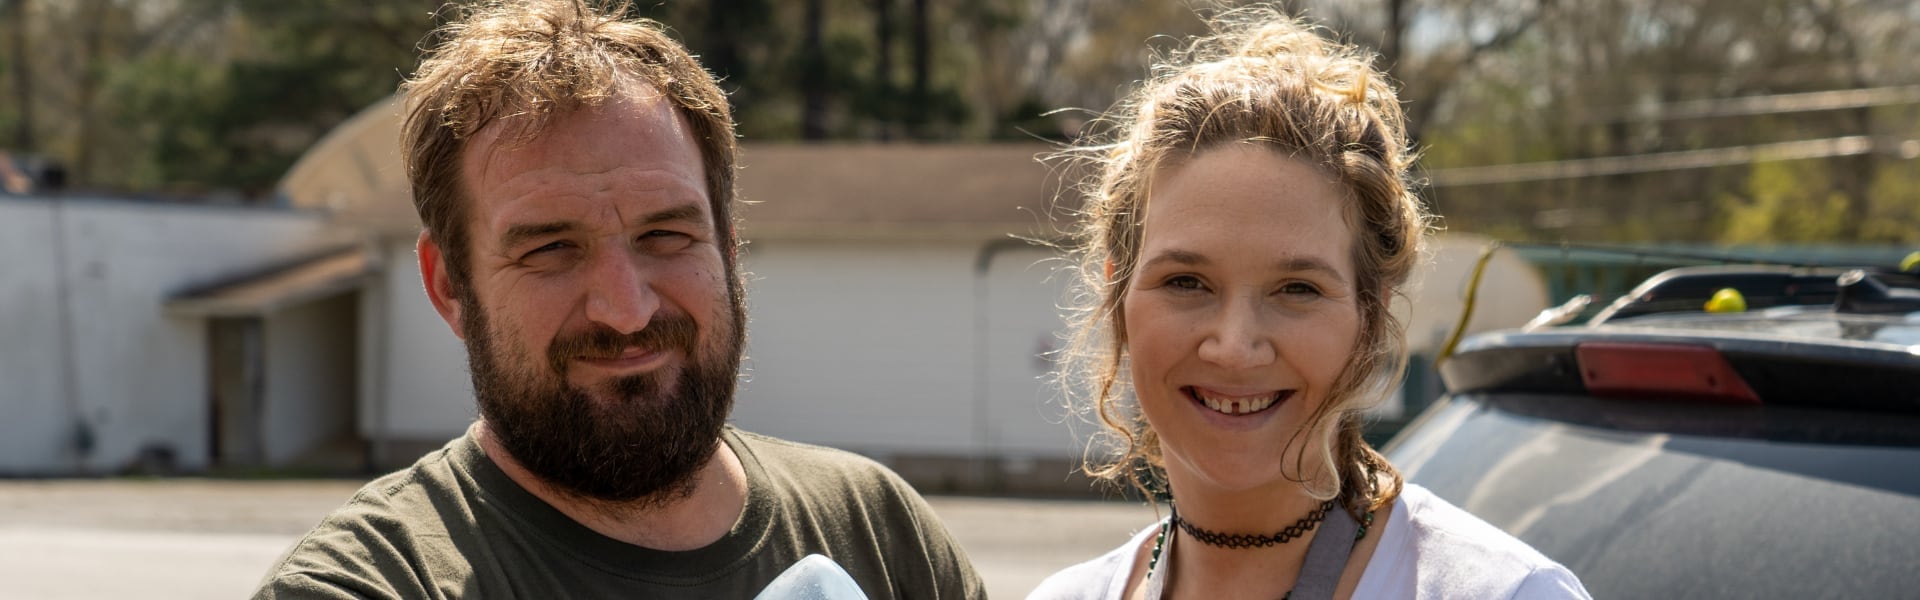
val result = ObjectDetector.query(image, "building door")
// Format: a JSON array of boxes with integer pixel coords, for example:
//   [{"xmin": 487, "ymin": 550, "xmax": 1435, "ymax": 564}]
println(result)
[{"xmin": 209, "ymin": 317, "xmax": 265, "ymax": 468}]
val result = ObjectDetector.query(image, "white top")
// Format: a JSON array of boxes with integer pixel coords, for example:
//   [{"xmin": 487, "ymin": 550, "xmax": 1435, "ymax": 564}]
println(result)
[{"xmin": 1027, "ymin": 484, "xmax": 1590, "ymax": 600}]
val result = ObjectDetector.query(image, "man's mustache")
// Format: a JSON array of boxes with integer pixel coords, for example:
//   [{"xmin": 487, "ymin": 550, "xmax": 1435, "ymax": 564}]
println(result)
[{"xmin": 545, "ymin": 313, "xmax": 700, "ymax": 375}]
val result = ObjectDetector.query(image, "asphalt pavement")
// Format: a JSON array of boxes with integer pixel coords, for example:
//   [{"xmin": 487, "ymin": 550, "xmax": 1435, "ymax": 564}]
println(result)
[{"xmin": 0, "ymin": 479, "xmax": 1157, "ymax": 599}]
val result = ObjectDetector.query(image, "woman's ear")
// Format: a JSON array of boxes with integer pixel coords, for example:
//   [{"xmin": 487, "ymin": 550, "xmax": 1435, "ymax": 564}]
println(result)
[{"xmin": 1104, "ymin": 259, "xmax": 1116, "ymax": 282}]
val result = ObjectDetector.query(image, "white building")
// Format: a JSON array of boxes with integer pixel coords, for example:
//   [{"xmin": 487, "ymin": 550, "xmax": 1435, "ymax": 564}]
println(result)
[
  {"xmin": 0, "ymin": 96, "xmax": 1547, "ymax": 493},
  {"xmin": 215, "ymin": 96, "xmax": 1098, "ymax": 492},
  {"xmin": 0, "ymin": 197, "xmax": 360, "ymax": 474}
]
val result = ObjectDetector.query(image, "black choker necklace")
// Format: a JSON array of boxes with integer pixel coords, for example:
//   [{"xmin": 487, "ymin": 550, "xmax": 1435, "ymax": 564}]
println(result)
[
  {"xmin": 1143, "ymin": 458, "xmax": 1385, "ymax": 599},
  {"xmin": 1172, "ymin": 499, "xmax": 1333, "ymax": 549}
]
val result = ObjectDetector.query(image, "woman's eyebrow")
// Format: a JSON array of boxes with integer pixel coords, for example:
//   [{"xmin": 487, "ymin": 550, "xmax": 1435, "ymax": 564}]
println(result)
[
  {"xmin": 1139, "ymin": 249, "xmax": 1209, "ymax": 271},
  {"xmin": 1274, "ymin": 256, "xmax": 1345, "ymax": 279},
  {"xmin": 1141, "ymin": 250, "xmax": 1344, "ymax": 279}
]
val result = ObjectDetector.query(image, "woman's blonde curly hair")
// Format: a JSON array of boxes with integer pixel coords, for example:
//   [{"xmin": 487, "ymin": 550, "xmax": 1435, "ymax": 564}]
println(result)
[{"xmin": 1054, "ymin": 4, "xmax": 1431, "ymax": 515}]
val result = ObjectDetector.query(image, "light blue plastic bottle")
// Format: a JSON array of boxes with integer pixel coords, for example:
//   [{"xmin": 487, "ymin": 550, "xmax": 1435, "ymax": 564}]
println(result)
[{"xmin": 752, "ymin": 554, "xmax": 869, "ymax": 600}]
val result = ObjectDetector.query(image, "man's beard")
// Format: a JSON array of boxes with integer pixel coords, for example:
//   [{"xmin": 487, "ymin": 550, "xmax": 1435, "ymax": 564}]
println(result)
[{"xmin": 461, "ymin": 294, "xmax": 743, "ymax": 508}]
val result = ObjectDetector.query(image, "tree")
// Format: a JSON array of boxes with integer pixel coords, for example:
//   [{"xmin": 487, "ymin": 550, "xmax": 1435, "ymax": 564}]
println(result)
[
  {"xmin": 4, "ymin": 0, "xmax": 34, "ymax": 152},
  {"xmin": 1040, "ymin": 0, "xmax": 1206, "ymax": 121},
  {"xmin": 131, "ymin": 0, "xmax": 440, "ymax": 194},
  {"xmin": 1388, "ymin": 0, "xmax": 1920, "ymax": 243},
  {"xmin": 907, "ymin": 0, "xmax": 931, "ymax": 137},
  {"xmin": 801, "ymin": 0, "xmax": 829, "ymax": 139},
  {"xmin": 15, "ymin": 0, "xmax": 1913, "ymax": 227},
  {"xmin": 871, "ymin": 0, "xmax": 896, "ymax": 140}
]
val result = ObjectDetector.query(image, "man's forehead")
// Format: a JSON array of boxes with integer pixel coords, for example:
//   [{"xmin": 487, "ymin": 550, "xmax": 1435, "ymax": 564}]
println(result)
[
  {"xmin": 469, "ymin": 77, "xmax": 672, "ymax": 139},
  {"xmin": 464, "ymin": 84, "xmax": 686, "ymax": 180},
  {"xmin": 452, "ymin": 89, "xmax": 710, "ymax": 236}
]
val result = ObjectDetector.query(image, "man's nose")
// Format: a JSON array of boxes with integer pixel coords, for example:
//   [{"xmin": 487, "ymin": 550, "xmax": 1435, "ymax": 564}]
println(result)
[
  {"xmin": 583, "ymin": 248, "xmax": 659, "ymax": 335},
  {"xmin": 1196, "ymin": 297, "xmax": 1276, "ymax": 370}
]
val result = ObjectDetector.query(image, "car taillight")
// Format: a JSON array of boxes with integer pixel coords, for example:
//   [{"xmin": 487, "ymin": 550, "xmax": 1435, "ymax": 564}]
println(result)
[{"xmin": 1575, "ymin": 342, "xmax": 1762, "ymax": 404}]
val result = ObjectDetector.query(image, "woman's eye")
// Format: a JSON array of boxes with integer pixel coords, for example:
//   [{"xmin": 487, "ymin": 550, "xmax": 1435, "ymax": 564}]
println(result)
[{"xmin": 1166, "ymin": 275, "xmax": 1204, "ymax": 290}]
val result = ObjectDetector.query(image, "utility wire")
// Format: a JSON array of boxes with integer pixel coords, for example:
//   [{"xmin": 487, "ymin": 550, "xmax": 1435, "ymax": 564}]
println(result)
[
  {"xmin": 1422, "ymin": 135, "xmax": 1907, "ymax": 187},
  {"xmin": 1584, "ymin": 85, "xmax": 1920, "ymax": 123}
]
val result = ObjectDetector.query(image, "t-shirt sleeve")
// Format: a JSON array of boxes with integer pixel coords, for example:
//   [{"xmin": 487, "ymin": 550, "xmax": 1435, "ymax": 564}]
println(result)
[
  {"xmin": 1508, "ymin": 564, "xmax": 1593, "ymax": 600},
  {"xmin": 252, "ymin": 571, "xmax": 384, "ymax": 600},
  {"xmin": 889, "ymin": 475, "xmax": 989, "ymax": 600},
  {"xmin": 249, "ymin": 499, "xmax": 435, "ymax": 600}
]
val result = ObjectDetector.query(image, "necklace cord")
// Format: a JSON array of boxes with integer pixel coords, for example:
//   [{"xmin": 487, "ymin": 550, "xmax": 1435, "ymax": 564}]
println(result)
[
  {"xmin": 1173, "ymin": 499, "xmax": 1333, "ymax": 549},
  {"xmin": 1145, "ymin": 455, "xmax": 1384, "ymax": 579}
]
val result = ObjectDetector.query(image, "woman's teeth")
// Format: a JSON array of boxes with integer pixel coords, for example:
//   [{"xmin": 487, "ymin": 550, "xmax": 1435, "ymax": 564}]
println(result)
[{"xmin": 1195, "ymin": 390, "xmax": 1282, "ymax": 415}]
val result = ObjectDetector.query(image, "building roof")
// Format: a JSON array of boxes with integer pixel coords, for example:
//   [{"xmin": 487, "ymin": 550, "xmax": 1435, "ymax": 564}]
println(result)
[
  {"xmin": 734, "ymin": 143, "xmax": 1073, "ymax": 240},
  {"xmin": 276, "ymin": 96, "xmax": 409, "ymax": 229},
  {"xmin": 278, "ymin": 95, "xmax": 1074, "ymax": 241},
  {"xmin": 165, "ymin": 248, "xmax": 371, "ymax": 317}
]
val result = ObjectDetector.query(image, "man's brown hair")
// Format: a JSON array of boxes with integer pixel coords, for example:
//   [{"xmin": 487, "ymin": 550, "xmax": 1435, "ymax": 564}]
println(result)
[{"xmin": 401, "ymin": 0, "xmax": 739, "ymax": 294}]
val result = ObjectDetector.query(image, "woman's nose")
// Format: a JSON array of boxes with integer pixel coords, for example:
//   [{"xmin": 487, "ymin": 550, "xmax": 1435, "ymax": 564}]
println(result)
[{"xmin": 1196, "ymin": 298, "xmax": 1276, "ymax": 369}]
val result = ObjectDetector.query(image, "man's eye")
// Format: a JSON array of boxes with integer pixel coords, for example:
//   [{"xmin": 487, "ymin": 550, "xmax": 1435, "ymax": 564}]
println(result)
[
  {"xmin": 638, "ymin": 230, "xmax": 695, "ymax": 251},
  {"xmin": 1279, "ymin": 282, "xmax": 1323, "ymax": 297},
  {"xmin": 524, "ymin": 241, "xmax": 569, "ymax": 257}
]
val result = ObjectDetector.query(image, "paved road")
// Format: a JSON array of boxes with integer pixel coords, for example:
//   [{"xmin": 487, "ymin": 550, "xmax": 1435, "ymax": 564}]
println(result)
[{"xmin": 0, "ymin": 479, "xmax": 1157, "ymax": 599}]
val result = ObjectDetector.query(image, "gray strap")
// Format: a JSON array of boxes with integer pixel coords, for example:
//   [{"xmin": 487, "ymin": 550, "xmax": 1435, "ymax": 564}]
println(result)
[
  {"xmin": 1144, "ymin": 520, "xmax": 1170, "ymax": 600},
  {"xmin": 1146, "ymin": 507, "xmax": 1360, "ymax": 600},
  {"xmin": 1289, "ymin": 506, "xmax": 1361, "ymax": 600}
]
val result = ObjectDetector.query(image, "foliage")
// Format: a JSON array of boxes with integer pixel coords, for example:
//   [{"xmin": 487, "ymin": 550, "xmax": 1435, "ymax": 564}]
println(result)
[
  {"xmin": 1717, "ymin": 159, "xmax": 1851, "ymax": 244},
  {"xmin": 1860, "ymin": 145, "xmax": 1920, "ymax": 244},
  {"xmin": 1, "ymin": 0, "xmax": 1916, "ymax": 249},
  {"xmin": 1378, "ymin": 0, "xmax": 1920, "ymax": 244},
  {"xmin": 0, "ymin": 0, "xmax": 438, "ymax": 195}
]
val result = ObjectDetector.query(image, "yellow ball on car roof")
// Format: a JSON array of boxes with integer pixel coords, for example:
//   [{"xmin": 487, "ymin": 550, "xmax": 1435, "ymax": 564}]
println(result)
[{"xmin": 1705, "ymin": 287, "xmax": 1747, "ymax": 313}]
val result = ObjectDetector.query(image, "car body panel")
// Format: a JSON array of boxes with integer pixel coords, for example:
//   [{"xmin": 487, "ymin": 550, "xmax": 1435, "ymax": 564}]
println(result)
[
  {"xmin": 1391, "ymin": 259, "xmax": 1920, "ymax": 597},
  {"xmin": 1386, "ymin": 393, "xmax": 1920, "ymax": 598}
]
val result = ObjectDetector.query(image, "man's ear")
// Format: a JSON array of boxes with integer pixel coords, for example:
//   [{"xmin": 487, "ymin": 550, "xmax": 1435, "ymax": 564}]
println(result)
[{"xmin": 417, "ymin": 230, "xmax": 468, "ymax": 340}]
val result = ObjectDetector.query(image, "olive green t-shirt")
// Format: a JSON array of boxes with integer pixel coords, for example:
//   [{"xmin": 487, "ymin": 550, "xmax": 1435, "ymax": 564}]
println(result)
[{"xmin": 254, "ymin": 426, "xmax": 985, "ymax": 599}]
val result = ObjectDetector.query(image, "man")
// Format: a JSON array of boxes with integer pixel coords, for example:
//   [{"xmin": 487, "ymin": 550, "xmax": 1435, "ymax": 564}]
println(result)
[{"xmin": 253, "ymin": 1, "xmax": 985, "ymax": 597}]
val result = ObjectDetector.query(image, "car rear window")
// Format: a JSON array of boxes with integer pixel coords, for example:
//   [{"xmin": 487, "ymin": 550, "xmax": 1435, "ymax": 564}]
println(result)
[{"xmin": 1387, "ymin": 395, "xmax": 1920, "ymax": 598}]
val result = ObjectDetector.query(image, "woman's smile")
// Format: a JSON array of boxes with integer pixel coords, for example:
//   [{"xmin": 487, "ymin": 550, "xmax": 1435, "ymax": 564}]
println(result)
[{"xmin": 1185, "ymin": 386, "xmax": 1293, "ymax": 416}]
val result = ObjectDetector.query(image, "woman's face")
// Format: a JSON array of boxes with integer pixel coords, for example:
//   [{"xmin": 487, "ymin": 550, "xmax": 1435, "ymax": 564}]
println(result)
[{"xmin": 1122, "ymin": 145, "xmax": 1362, "ymax": 496}]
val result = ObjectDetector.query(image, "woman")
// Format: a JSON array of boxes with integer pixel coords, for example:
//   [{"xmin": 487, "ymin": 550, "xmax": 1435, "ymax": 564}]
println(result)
[{"xmin": 1030, "ymin": 7, "xmax": 1589, "ymax": 600}]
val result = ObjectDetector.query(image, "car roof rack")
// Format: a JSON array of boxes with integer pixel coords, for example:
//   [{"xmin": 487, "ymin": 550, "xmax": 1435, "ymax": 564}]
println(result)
[
  {"xmin": 1436, "ymin": 242, "xmax": 1919, "ymax": 363},
  {"xmin": 1587, "ymin": 265, "xmax": 1920, "ymax": 324}
]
